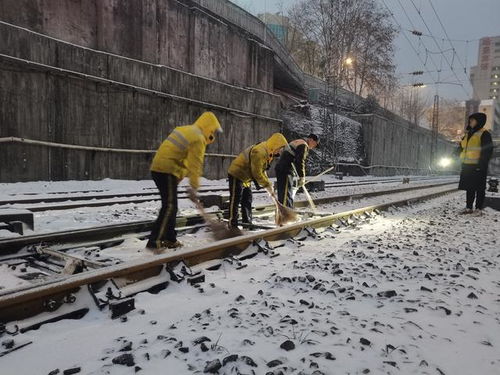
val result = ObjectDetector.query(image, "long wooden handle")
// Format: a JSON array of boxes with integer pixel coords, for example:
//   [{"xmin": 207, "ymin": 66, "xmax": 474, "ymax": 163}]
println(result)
[{"xmin": 305, "ymin": 165, "xmax": 336, "ymax": 184}]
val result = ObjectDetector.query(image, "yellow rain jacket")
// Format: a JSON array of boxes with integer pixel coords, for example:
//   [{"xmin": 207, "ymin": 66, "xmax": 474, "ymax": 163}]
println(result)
[
  {"xmin": 228, "ymin": 133, "xmax": 288, "ymax": 188},
  {"xmin": 151, "ymin": 112, "xmax": 222, "ymax": 189}
]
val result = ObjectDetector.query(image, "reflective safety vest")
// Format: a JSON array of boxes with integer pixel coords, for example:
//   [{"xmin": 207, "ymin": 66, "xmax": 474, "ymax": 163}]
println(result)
[
  {"xmin": 284, "ymin": 139, "xmax": 309, "ymax": 176},
  {"xmin": 460, "ymin": 128, "xmax": 486, "ymax": 165}
]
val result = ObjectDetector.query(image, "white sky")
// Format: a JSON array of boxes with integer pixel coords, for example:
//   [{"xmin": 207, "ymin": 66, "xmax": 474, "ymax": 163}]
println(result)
[{"xmin": 231, "ymin": 0, "xmax": 500, "ymax": 102}]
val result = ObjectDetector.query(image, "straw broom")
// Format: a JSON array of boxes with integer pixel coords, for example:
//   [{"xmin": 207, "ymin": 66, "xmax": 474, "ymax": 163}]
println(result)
[{"xmin": 188, "ymin": 190, "xmax": 244, "ymax": 240}]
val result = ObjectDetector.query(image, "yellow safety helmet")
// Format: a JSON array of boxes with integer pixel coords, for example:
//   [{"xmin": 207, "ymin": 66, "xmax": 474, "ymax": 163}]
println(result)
[
  {"xmin": 193, "ymin": 111, "xmax": 222, "ymax": 144},
  {"xmin": 266, "ymin": 133, "xmax": 288, "ymax": 154}
]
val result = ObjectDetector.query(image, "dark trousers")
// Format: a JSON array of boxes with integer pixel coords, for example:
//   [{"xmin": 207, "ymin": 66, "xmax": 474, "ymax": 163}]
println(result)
[
  {"xmin": 148, "ymin": 171, "xmax": 178, "ymax": 247},
  {"xmin": 276, "ymin": 170, "xmax": 294, "ymax": 208},
  {"xmin": 228, "ymin": 175, "xmax": 252, "ymax": 226},
  {"xmin": 466, "ymin": 189, "xmax": 486, "ymax": 210}
]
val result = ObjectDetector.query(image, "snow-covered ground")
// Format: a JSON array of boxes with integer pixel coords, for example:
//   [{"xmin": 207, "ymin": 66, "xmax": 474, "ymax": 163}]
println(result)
[
  {"xmin": 1, "ymin": 193, "xmax": 499, "ymax": 374},
  {"xmin": 0, "ymin": 176, "xmax": 457, "ymax": 238}
]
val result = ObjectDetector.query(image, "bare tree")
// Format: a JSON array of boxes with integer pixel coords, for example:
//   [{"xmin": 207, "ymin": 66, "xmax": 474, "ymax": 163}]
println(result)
[
  {"xmin": 425, "ymin": 98, "xmax": 465, "ymax": 140},
  {"xmin": 287, "ymin": 0, "xmax": 397, "ymax": 96},
  {"xmin": 390, "ymin": 86, "xmax": 430, "ymax": 127}
]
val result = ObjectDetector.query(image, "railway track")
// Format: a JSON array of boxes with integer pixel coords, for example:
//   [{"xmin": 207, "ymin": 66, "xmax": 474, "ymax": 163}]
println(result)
[
  {"xmin": 0, "ymin": 180, "xmax": 457, "ymax": 252},
  {"xmin": 0, "ymin": 176, "xmax": 456, "ymax": 212},
  {"xmin": 0, "ymin": 183, "xmax": 458, "ymax": 329}
]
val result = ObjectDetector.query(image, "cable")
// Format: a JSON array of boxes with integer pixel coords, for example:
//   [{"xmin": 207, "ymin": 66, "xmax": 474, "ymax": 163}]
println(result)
[
  {"xmin": 395, "ymin": 0, "xmax": 442, "ymax": 77},
  {"xmin": 408, "ymin": 0, "xmax": 470, "ymax": 97},
  {"xmin": 380, "ymin": 0, "xmax": 439, "ymax": 83},
  {"xmin": 427, "ymin": 0, "xmax": 470, "ymax": 79}
]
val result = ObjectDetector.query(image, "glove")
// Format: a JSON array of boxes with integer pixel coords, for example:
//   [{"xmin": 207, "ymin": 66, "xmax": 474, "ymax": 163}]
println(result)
[
  {"xmin": 298, "ymin": 177, "xmax": 306, "ymax": 187},
  {"xmin": 187, "ymin": 187, "xmax": 198, "ymax": 202}
]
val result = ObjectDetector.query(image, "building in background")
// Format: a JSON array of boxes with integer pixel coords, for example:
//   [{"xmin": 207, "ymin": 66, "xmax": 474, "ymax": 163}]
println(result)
[
  {"xmin": 257, "ymin": 13, "xmax": 289, "ymax": 44},
  {"xmin": 470, "ymin": 36, "xmax": 500, "ymax": 137},
  {"xmin": 470, "ymin": 36, "xmax": 500, "ymax": 101}
]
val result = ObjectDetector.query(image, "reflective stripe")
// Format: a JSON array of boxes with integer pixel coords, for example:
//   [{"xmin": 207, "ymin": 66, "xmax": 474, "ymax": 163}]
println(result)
[
  {"xmin": 286, "ymin": 139, "xmax": 308, "ymax": 158},
  {"xmin": 166, "ymin": 130, "xmax": 189, "ymax": 150},
  {"xmin": 229, "ymin": 177, "xmax": 238, "ymax": 224},
  {"xmin": 158, "ymin": 176, "xmax": 175, "ymax": 243},
  {"xmin": 166, "ymin": 136, "xmax": 186, "ymax": 150}
]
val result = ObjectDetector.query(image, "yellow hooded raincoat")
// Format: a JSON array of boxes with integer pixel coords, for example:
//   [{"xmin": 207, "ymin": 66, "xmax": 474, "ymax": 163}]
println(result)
[
  {"xmin": 228, "ymin": 133, "xmax": 288, "ymax": 188},
  {"xmin": 150, "ymin": 112, "xmax": 222, "ymax": 189}
]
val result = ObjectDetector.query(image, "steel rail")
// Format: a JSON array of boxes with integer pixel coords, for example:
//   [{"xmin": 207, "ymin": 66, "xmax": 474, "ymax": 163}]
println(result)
[
  {"xmin": 0, "ymin": 178, "xmax": 457, "ymax": 212},
  {"xmin": 0, "ymin": 176, "xmax": 436, "ymax": 205},
  {"xmin": 0, "ymin": 181, "xmax": 457, "ymax": 253},
  {"xmin": 1, "ymin": 175, "xmax": 453, "ymax": 201},
  {"xmin": 0, "ymin": 186, "xmax": 458, "ymax": 321},
  {"xmin": 0, "ymin": 181, "xmax": 458, "ymax": 253}
]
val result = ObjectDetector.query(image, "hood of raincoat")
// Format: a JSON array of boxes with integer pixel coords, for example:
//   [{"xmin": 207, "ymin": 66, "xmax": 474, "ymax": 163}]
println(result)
[
  {"xmin": 265, "ymin": 133, "xmax": 288, "ymax": 154},
  {"xmin": 193, "ymin": 112, "xmax": 222, "ymax": 144}
]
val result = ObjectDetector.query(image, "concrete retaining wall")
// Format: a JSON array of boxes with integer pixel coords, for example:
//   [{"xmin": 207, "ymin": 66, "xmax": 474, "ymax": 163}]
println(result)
[
  {"xmin": 0, "ymin": 0, "xmax": 275, "ymax": 91},
  {"xmin": 0, "ymin": 21, "xmax": 281, "ymax": 182},
  {"xmin": 352, "ymin": 114, "xmax": 456, "ymax": 175}
]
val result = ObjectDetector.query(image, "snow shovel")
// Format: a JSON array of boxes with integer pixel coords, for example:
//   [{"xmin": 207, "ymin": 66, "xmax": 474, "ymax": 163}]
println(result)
[{"xmin": 188, "ymin": 190, "xmax": 243, "ymax": 241}]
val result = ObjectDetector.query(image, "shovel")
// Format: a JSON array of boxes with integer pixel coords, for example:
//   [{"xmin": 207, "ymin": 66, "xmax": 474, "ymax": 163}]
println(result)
[{"xmin": 188, "ymin": 190, "xmax": 243, "ymax": 241}]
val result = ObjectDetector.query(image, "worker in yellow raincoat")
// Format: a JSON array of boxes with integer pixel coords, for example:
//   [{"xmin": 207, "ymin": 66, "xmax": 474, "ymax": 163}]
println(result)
[
  {"xmin": 227, "ymin": 133, "xmax": 288, "ymax": 228},
  {"xmin": 147, "ymin": 112, "xmax": 222, "ymax": 252}
]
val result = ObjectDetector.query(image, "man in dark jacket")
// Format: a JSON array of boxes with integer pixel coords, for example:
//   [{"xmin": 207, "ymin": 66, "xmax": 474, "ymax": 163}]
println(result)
[
  {"xmin": 457, "ymin": 112, "xmax": 493, "ymax": 214},
  {"xmin": 275, "ymin": 134, "xmax": 319, "ymax": 208}
]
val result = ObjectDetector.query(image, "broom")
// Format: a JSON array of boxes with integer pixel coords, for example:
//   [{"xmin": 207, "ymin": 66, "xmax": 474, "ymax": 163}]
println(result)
[
  {"xmin": 188, "ymin": 190, "xmax": 243, "ymax": 241},
  {"xmin": 267, "ymin": 189, "xmax": 297, "ymax": 226},
  {"xmin": 291, "ymin": 164, "xmax": 316, "ymax": 212}
]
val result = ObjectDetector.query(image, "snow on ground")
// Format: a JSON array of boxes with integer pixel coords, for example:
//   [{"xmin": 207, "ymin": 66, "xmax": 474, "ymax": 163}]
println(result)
[
  {"xmin": 0, "ymin": 176, "xmax": 457, "ymax": 238},
  {"xmin": 1, "ymin": 193, "xmax": 499, "ymax": 375}
]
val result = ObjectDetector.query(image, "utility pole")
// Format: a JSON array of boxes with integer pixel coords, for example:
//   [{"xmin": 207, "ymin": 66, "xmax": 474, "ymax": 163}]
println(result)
[{"xmin": 431, "ymin": 94, "xmax": 439, "ymax": 167}]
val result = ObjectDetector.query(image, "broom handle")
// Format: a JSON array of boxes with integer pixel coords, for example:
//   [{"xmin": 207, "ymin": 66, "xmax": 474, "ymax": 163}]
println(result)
[
  {"xmin": 304, "ymin": 164, "xmax": 336, "ymax": 185},
  {"xmin": 290, "ymin": 163, "xmax": 315, "ymax": 211},
  {"xmin": 189, "ymin": 191, "xmax": 217, "ymax": 224}
]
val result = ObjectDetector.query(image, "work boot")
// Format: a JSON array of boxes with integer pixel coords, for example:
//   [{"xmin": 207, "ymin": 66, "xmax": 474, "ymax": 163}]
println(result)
[
  {"xmin": 145, "ymin": 240, "xmax": 183, "ymax": 255},
  {"xmin": 161, "ymin": 240, "xmax": 183, "ymax": 249},
  {"xmin": 458, "ymin": 208, "xmax": 473, "ymax": 215},
  {"xmin": 227, "ymin": 222, "xmax": 239, "ymax": 230},
  {"xmin": 471, "ymin": 209, "xmax": 483, "ymax": 217}
]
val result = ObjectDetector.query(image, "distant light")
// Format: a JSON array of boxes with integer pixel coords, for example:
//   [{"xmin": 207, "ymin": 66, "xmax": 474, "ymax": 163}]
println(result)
[
  {"xmin": 345, "ymin": 57, "xmax": 353, "ymax": 66},
  {"xmin": 438, "ymin": 157, "xmax": 452, "ymax": 168}
]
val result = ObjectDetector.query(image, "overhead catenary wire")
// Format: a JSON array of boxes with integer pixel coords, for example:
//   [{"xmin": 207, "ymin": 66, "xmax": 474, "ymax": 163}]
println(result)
[
  {"xmin": 395, "ymin": 0, "xmax": 442, "ymax": 79},
  {"xmin": 427, "ymin": 0, "xmax": 470, "ymax": 79},
  {"xmin": 408, "ymin": 0, "xmax": 471, "ymax": 97},
  {"xmin": 380, "ymin": 0, "xmax": 439, "ymax": 84}
]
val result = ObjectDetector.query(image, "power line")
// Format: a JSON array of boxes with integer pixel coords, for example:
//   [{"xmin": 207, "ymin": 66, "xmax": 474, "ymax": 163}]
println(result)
[
  {"xmin": 380, "ymin": 0, "xmax": 439, "ymax": 84},
  {"xmin": 408, "ymin": 0, "xmax": 470, "ymax": 97},
  {"xmin": 395, "ymin": 0, "xmax": 442, "ymax": 76},
  {"xmin": 427, "ymin": 0, "xmax": 470, "ymax": 81}
]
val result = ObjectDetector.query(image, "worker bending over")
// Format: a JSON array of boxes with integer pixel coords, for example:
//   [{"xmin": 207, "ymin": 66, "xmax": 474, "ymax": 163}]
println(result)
[
  {"xmin": 275, "ymin": 134, "xmax": 319, "ymax": 208},
  {"xmin": 147, "ymin": 112, "xmax": 222, "ymax": 252},
  {"xmin": 227, "ymin": 133, "xmax": 288, "ymax": 228}
]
